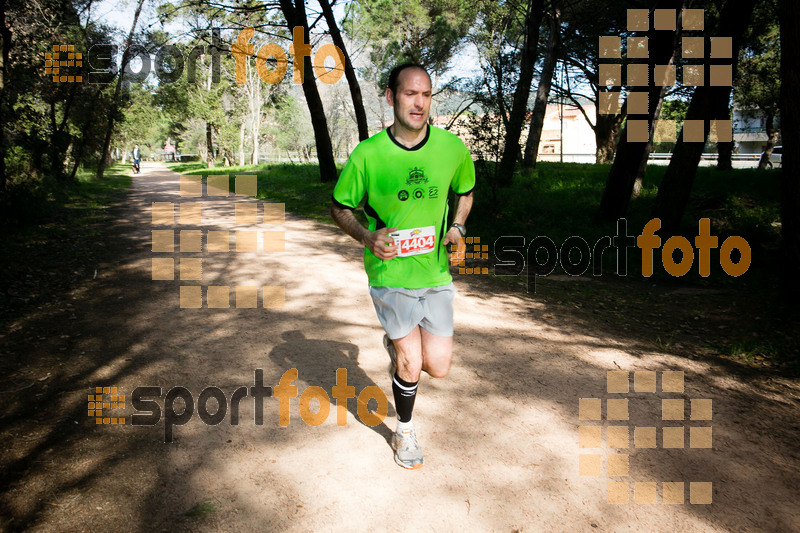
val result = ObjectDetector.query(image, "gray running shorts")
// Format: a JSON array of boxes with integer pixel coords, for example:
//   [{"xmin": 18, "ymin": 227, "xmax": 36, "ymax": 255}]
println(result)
[{"xmin": 369, "ymin": 283, "xmax": 455, "ymax": 339}]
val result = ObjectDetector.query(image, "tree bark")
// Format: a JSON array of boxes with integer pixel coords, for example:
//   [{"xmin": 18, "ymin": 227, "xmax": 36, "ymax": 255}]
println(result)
[
  {"xmin": 318, "ymin": 0, "xmax": 369, "ymax": 142},
  {"xmin": 49, "ymin": 100, "xmax": 66, "ymax": 179},
  {"xmin": 279, "ymin": 0, "xmax": 337, "ymax": 183},
  {"xmin": 652, "ymin": 0, "xmax": 758, "ymax": 234},
  {"xmin": 599, "ymin": 0, "xmax": 683, "ymax": 220},
  {"xmin": 0, "ymin": 0, "xmax": 10, "ymax": 192},
  {"xmin": 595, "ymin": 112, "xmax": 624, "ymax": 163},
  {"xmin": 779, "ymin": 0, "xmax": 800, "ymax": 302},
  {"xmin": 249, "ymin": 68, "xmax": 260, "ymax": 165},
  {"xmin": 95, "ymin": 0, "xmax": 145, "ymax": 179},
  {"xmin": 206, "ymin": 122, "xmax": 215, "ymax": 169},
  {"xmin": 522, "ymin": 6, "xmax": 560, "ymax": 171},
  {"xmin": 717, "ymin": 140, "xmax": 733, "ymax": 170},
  {"xmin": 239, "ymin": 121, "xmax": 246, "ymax": 166},
  {"xmin": 496, "ymin": 0, "xmax": 545, "ymax": 186}
]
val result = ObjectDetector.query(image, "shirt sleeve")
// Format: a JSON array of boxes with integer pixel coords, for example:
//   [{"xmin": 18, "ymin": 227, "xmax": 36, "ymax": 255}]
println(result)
[
  {"xmin": 332, "ymin": 146, "xmax": 367, "ymax": 209},
  {"xmin": 451, "ymin": 144, "xmax": 476, "ymax": 195}
]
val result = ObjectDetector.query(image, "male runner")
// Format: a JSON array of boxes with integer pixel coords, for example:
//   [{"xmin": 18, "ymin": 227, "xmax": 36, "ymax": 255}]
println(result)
[{"xmin": 330, "ymin": 63, "xmax": 475, "ymax": 469}]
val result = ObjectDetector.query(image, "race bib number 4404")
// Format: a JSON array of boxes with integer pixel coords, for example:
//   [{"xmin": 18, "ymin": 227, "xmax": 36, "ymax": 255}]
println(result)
[{"xmin": 390, "ymin": 226, "xmax": 436, "ymax": 257}]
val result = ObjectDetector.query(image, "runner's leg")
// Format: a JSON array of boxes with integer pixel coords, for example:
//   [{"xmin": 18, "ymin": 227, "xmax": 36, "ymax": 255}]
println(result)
[
  {"xmin": 390, "ymin": 325, "xmax": 425, "ymax": 468},
  {"xmin": 420, "ymin": 328, "xmax": 452, "ymax": 378},
  {"xmin": 392, "ymin": 325, "xmax": 423, "ymax": 382},
  {"xmin": 389, "ymin": 324, "xmax": 452, "ymax": 379}
]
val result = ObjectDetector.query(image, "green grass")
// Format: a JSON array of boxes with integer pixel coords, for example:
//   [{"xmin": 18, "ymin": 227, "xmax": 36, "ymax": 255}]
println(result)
[
  {"xmin": 470, "ymin": 161, "xmax": 781, "ymax": 281},
  {"xmin": 162, "ymin": 161, "xmax": 208, "ymax": 174},
  {"xmin": 182, "ymin": 501, "xmax": 218, "ymax": 518},
  {"xmin": 725, "ymin": 339, "xmax": 782, "ymax": 367},
  {"xmin": 69, "ymin": 165, "xmax": 132, "ymax": 215},
  {"xmin": 471, "ymin": 161, "xmax": 780, "ymax": 242},
  {"xmin": 0, "ymin": 164, "xmax": 131, "ymax": 319},
  {"xmin": 164, "ymin": 161, "xmax": 342, "ymax": 223},
  {"xmin": 1, "ymin": 164, "xmax": 131, "ymax": 231},
  {"xmin": 163, "ymin": 159, "xmax": 782, "ymax": 281}
]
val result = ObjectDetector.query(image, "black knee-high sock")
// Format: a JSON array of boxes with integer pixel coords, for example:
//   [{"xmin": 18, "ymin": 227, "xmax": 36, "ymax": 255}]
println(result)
[{"xmin": 392, "ymin": 372, "xmax": 418, "ymax": 423}]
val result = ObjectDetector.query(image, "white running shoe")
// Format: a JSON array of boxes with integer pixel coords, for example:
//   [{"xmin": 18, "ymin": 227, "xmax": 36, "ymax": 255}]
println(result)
[{"xmin": 391, "ymin": 426, "xmax": 424, "ymax": 469}]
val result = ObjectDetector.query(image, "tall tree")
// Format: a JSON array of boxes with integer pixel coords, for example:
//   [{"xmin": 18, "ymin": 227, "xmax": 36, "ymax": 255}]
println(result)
[
  {"xmin": 278, "ymin": 0, "xmax": 337, "ymax": 182},
  {"xmin": 346, "ymin": 0, "xmax": 475, "ymax": 82},
  {"xmin": 467, "ymin": 0, "xmax": 521, "ymax": 139},
  {"xmin": 652, "ymin": 0, "xmax": 759, "ymax": 234},
  {"xmin": 318, "ymin": 0, "xmax": 369, "ymax": 141},
  {"xmin": 522, "ymin": 3, "xmax": 561, "ymax": 171},
  {"xmin": 735, "ymin": 0, "xmax": 780, "ymax": 170},
  {"xmin": 548, "ymin": 0, "xmax": 630, "ymax": 164},
  {"xmin": 496, "ymin": 0, "xmax": 544, "ymax": 186},
  {"xmin": 95, "ymin": 0, "xmax": 146, "ymax": 179},
  {"xmin": 778, "ymin": 0, "xmax": 800, "ymax": 301},
  {"xmin": 0, "ymin": 0, "xmax": 10, "ymax": 191},
  {"xmin": 1, "ymin": 0, "xmax": 110, "ymax": 191},
  {"xmin": 599, "ymin": 0, "xmax": 683, "ymax": 220}
]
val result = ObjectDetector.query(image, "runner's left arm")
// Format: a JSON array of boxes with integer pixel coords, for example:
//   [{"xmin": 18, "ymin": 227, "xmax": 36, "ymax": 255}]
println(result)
[{"xmin": 443, "ymin": 191, "xmax": 474, "ymax": 246}]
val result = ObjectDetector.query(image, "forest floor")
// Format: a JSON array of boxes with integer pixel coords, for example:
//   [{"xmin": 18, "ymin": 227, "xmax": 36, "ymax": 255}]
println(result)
[{"xmin": 1, "ymin": 162, "xmax": 799, "ymax": 532}]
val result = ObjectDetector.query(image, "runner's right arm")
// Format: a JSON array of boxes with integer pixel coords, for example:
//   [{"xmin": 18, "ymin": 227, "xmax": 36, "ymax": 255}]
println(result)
[{"xmin": 330, "ymin": 204, "xmax": 398, "ymax": 261}]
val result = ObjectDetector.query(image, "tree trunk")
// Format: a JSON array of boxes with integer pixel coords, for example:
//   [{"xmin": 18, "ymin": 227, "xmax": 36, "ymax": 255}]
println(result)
[
  {"xmin": 595, "ymin": 112, "xmax": 624, "ymax": 163},
  {"xmin": 206, "ymin": 122, "xmax": 215, "ymax": 169},
  {"xmin": 250, "ymin": 69, "xmax": 260, "ymax": 165},
  {"xmin": 95, "ymin": 0, "xmax": 145, "ymax": 179},
  {"xmin": 278, "ymin": 0, "xmax": 337, "ymax": 182},
  {"xmin": 599, "ymin": 0, "xmax": 683, "ymax": 220},
  {"xmin": 0, "ymin": 0, "xmax": 10, "ymax": 192},
  {"xmin": 522, "ymin": 6, "xmax": 560, "ymax": 171},
  {"xmin": 251, "ymin": 118, "xmax": 259, "ymax": 165},
  {"xmin": 652, "ymin": 0, "xmax": 758, "ymax": 234},
  {"xmin": 239, "ymin": 121, "xmax": 246, "ymax": 166},
  {"xmin": 69, "ymin": 128, "xmax": 87, "ymax": 182},
  {"xmin": 496, "ymin": 0, "xmax": 545, "ymax": 186},
  {"xmin": 779, "ymin": 0, "xmax": 800, "ymax": 302},
  {"xmin": 757, "ymin": 111, "xmax": 779, "ymax": 169},
  {"xmin": 49, "ymin": 100, "xmax": 69, "ymax": 180},
  {"xmin": 717, "ymin": 140, "xmax": 733, "ymax": 170},
  {"xmin": 318, "ymin": 0, "xmax": 369, "ymax": 142}
]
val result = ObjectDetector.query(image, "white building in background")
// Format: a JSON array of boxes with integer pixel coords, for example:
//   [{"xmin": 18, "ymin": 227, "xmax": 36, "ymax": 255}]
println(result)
[
  {"xmin": 537, "ymin": 100, "xmax": 597, "ymax": 162},
  {"xmin": 432, "ymin": 99, "xmax": 597, "ymax": 163},
  {"xmin": 732, "ymin": 107, "xmax": 778, "ymax": 154}
]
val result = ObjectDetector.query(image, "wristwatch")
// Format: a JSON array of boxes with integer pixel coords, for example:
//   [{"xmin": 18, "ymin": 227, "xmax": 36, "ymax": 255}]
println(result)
[{"xmin": 450, "ymin": 223, "xmax": 467, "ymax": 237}]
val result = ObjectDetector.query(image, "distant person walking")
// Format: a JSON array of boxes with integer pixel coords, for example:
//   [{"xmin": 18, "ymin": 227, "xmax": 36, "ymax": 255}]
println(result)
[{"xmin": 132, "ymin": 144, "xmax": 141, "ymax": 174}]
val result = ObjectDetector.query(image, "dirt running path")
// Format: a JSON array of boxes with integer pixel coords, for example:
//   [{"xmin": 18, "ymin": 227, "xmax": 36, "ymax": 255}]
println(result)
[{"xmin": 2, "ymin": 162, "xmax": 799, "ymax": 532}]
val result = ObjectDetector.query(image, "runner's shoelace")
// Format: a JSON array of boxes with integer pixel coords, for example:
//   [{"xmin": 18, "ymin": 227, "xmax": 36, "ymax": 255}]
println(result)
[{"xmin": 400, "ymin": 429, "xmax": 418, "ymax": 450}]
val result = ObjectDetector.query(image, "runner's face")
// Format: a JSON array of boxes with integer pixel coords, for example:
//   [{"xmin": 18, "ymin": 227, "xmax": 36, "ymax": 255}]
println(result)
[{"xmin": 387, "ymin": 68, "xmax": 431, "ymax": 134}]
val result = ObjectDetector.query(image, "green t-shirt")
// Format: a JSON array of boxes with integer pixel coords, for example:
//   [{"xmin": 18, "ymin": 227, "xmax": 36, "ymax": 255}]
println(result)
[{"xmin": 333, "ymin": 125, "xmax": 475, "ymax": 289}]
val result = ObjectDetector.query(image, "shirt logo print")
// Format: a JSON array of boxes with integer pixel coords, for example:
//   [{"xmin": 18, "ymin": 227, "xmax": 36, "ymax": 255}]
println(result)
[{"xmin": 406, "ymin": 167, "xmax": 428, "ymax": 185}]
